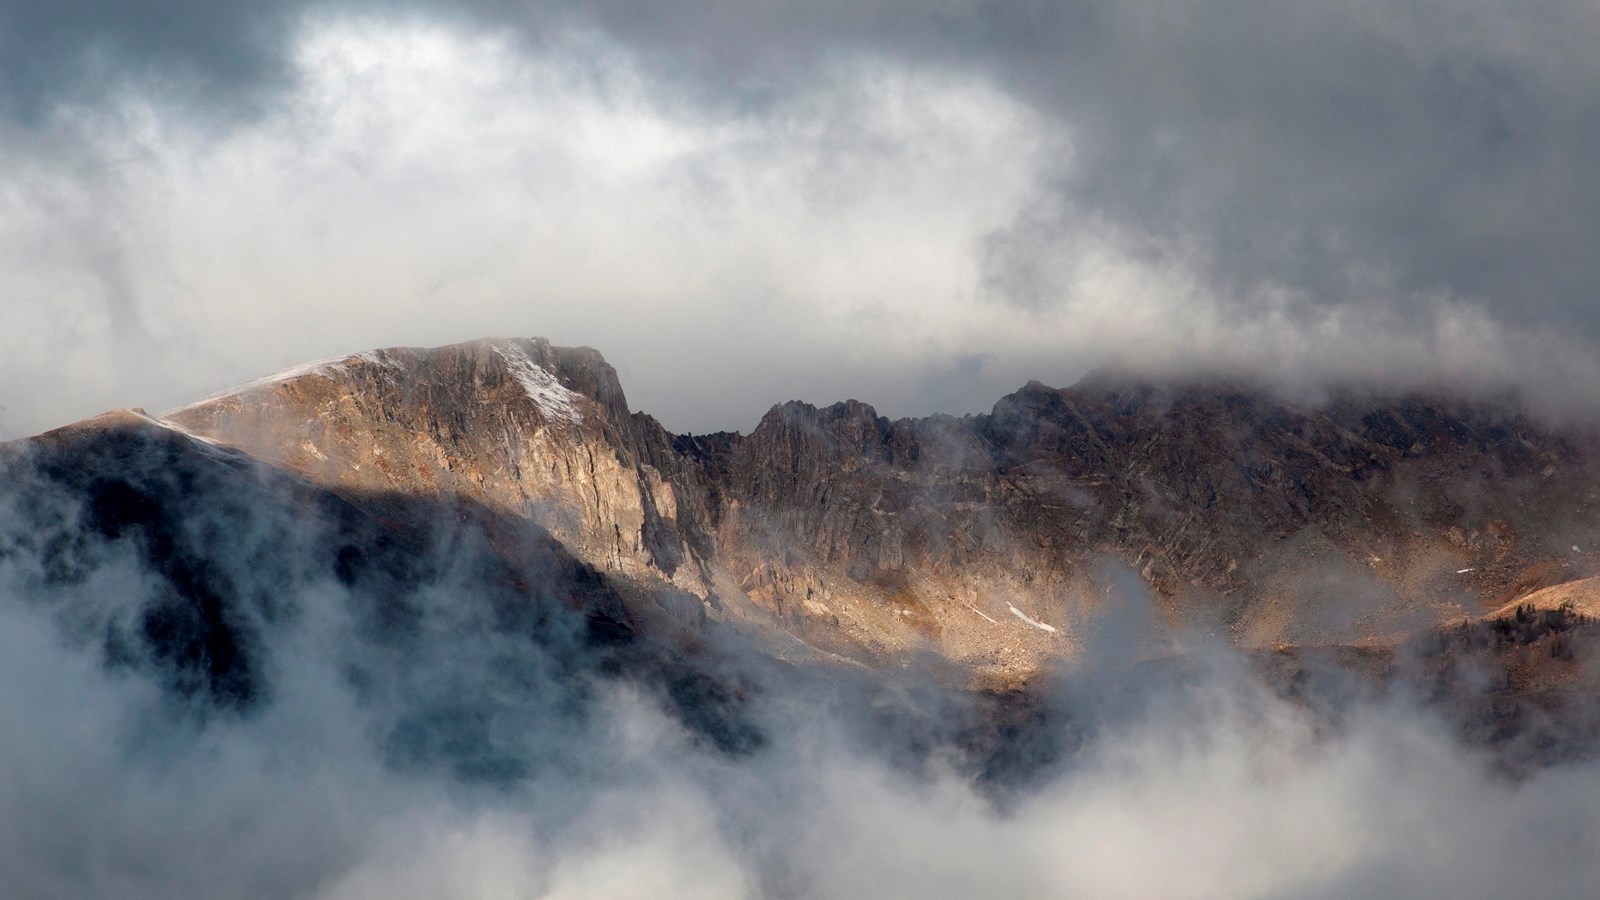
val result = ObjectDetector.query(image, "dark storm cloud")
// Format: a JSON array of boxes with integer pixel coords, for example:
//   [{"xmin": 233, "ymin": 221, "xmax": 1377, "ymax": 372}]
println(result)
[
  {"xmin": 5, "ymin": 0, "xmax": 1600, "ymax": 437},
  {"xmin": 576, "ymin": 0, "xmax": 1600, "ymax": 387},
  {"xmin": 0, "ymin": 0, "xmax": 305, "ymax": 122},
  {"xmin": 9, "ymin": 0, "xmax": 1598, "ymax": 333},
  {"xmin": 989, "ymin": 1, "xmax": 1600, "ymax": 331}
]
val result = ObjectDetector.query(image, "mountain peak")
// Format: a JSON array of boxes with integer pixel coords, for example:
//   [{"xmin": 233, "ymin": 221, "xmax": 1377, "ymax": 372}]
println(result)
[{"xmin": 24, "ymin": 336, "xmax": 1600, "ymax": 678}]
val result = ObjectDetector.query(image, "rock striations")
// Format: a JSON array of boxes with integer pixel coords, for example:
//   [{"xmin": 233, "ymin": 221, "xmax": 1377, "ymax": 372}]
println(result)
[{"xmin": 22, "ymin": 336, "xmax": 1600, "ymax": 680}]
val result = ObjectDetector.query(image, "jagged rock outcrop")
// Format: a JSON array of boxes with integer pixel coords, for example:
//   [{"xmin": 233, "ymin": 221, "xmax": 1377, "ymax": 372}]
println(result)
[{"xmin": 30, "ymin": 337, "xmax": 1595, "ymax": 678}]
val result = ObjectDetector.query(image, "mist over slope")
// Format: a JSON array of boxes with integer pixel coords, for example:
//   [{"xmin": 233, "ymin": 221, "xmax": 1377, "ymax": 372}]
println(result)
[{"xmin": 5, "ymin": 340, "xmax": 1600, "ymax": 897}]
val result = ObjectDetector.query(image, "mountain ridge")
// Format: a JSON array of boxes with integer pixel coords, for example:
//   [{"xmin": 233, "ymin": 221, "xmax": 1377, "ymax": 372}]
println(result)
[{"xmin": 23, "ymin": 335, "xmax": 1600, "ymax": 680}]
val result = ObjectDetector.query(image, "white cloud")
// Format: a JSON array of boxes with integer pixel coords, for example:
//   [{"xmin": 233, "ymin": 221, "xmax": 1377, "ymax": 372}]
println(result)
[
  {"xmin": 0, "ymin": 17, "xmax": 1064, "ymax": 437},
  {"xmin": 5, "ymin": 462, "xmax": 1600, "ymax": 899},
  {"xmin": 5, "ymin": 11, "xmax": 1599, "ymax": 441}
]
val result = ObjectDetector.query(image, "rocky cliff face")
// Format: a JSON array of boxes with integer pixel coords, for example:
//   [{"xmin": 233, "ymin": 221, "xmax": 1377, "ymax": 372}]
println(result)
[
  {"xmin": 161, "ymin": 341, "xmax": 721, "ymax": 606},
  {"xmin": 128, "ymin": 338, "xmax": 1600, "ymax": 678}
]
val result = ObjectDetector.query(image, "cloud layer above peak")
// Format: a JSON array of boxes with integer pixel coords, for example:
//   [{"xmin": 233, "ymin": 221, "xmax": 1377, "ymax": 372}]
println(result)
[{"xmin": 4, "ymin": 1, "xmax": 1599, "ymax": 435}]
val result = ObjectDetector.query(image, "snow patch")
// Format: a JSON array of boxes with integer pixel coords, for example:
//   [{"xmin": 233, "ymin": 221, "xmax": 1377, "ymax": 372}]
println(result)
[
  {"xmin": 966, "ymin": 603, "xmax": 997, "ymax": 624},
  {"xmin": 492, "ymin": 342, "xmax": 583, "ymax": 425},
  {"xmin": 1008, "ymin": 604, "xmax": 1057, "ymax": 633},
  {"xmin": 1457, "ymin": 568, "xmax": 1475, "ymax": 574}
]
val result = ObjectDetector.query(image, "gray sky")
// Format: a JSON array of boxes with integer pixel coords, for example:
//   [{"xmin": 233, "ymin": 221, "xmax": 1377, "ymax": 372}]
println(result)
[{"xmin": 4, "ymin": 0, "xmax": 1600, "ymax": 437}]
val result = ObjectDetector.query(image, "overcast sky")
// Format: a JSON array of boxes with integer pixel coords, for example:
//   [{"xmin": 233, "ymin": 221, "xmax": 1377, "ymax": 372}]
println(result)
[{"xmin": 4, "ymin": 0, "xmax": 1600, "ymax": 437}]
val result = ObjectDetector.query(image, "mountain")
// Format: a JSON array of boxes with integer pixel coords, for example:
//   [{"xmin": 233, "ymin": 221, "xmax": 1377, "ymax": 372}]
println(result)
[
  {"xmin": 112, "ymin": 336, "xmax": 1600, "ymax": 681},
  {"xmin": 11, "ymin": 336, "xmax": 1600, "ymax": 896}
]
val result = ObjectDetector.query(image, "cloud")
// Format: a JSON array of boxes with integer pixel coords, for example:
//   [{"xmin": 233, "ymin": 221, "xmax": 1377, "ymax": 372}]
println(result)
[
  {"xmin": 0, "ymin": 0, "xmax": 302, "ymax": 126},
  {"xmin": 5, "ymin": 1, "xmax": 1600, "ymax": 437},
  {"xmin": 6, "ymin": 554, "xmax": 1600, "ymax": 899},
  {"xmin": 7, "ymin": 430, "xmax": 1600, "ymax": 898},
  {"xmin": 0, "ymin": 18, "xmax": 1067, "ymax": 437}
]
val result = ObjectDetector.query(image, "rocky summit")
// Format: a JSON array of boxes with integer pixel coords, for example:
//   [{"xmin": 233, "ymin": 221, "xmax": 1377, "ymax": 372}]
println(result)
[{"xmin": 11, "ymin": 335, "xmax": 1572, "ymax": 684}]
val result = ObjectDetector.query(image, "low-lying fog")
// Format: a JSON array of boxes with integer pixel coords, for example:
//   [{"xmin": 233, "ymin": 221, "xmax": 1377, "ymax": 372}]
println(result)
[{"xmin": 2, "ymin": 445, "xmax": 1598, "ymax": 900}]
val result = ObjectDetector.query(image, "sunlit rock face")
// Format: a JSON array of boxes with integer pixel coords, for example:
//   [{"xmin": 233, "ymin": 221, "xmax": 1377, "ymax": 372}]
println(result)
[
  {"xmin": 147, "ymin": 337, "xmax": 1600, "ymax": 679},
  {"xmin": 161, "ymin": 339, "xmax": 721, "ymax": 608}
]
